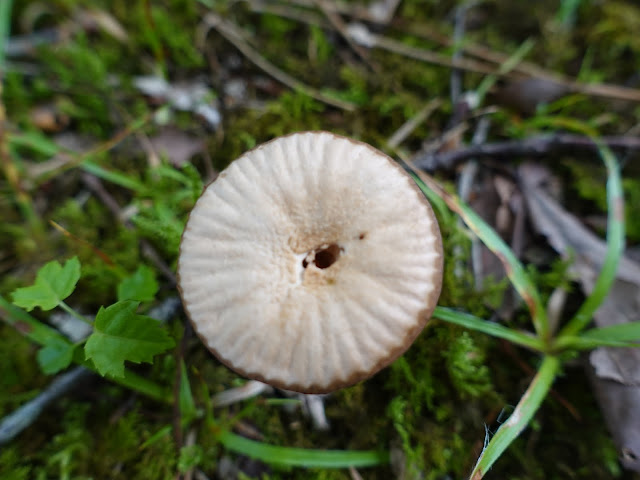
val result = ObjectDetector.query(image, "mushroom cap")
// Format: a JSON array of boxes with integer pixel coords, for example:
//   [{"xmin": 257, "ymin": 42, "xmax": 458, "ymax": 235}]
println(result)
[{"xmin": 178, "ymin": 131, "xmax": 443, "ymax": 393}]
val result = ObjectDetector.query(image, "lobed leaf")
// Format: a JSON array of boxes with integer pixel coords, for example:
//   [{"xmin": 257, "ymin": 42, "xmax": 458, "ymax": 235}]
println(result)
[
  {"xmin": 1, "ymin": 296, "xmax": 171, "ymax": 401},
  {"xmin": 84, "ymin": 300, "xmax": 175, "ymax": 377},
  {"xmin": 11, "ymin": 257, "xmax": 81, "ymax": 311},
  {"xmin": 117, "ymin": 265, "xmax": 159, "ymax": 302},
  {"xmin": 37, "ymin": 341, "xmax": 76, "ymax": 375}
]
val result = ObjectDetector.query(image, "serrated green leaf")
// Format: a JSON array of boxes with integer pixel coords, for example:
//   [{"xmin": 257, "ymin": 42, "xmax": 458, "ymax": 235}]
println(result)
[
  {"xmin": 11, "ymin": 257, "xmax": 81, "ymax": 311},
  {"xmin": 117, "ymin": 265, "xmax": 159, "ymax": 302},
  {"xmin": 37, "ymin": 341, "xmax": 76, "ymax": 375},
  {"xmin": 84, "ymin": 300, "xmax": 174, "ymax": 377}
]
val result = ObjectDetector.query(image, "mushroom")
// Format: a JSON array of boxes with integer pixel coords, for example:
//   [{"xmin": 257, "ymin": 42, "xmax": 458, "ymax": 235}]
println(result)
[{"xmin": 178, "ymin": 131, "xmax": 443, "ymax": 393}]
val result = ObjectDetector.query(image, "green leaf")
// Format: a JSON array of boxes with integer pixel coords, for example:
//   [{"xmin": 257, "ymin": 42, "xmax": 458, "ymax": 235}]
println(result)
[
  {"xmin": 581, "ymin": 322, "xmax": 640, "ymax": 341},
  {"xmin": 556, "ymin": 322, "xmax": 640, "ymax": 350},
  {"xmin": 37, "ymin": 341, "xmax": 76, "ymax": 375},
  {"xmin": 0, "ymin": 294, "xmax": 72, "ymax": 346},
  {"xmin": 433, "ymin": 307, "xmax": 545, "ymax": 352},
  {"xmin": 11, "ymin": 257, "xmax": 81, "ymax": 311},
  {"xmin": 81, "ymin": 160, "xmax": 149, "ymax": 193},
  {"xmin": 1, "ymin": 295, "xmax": 171, "ymax": 402},
  {"xmin": 8, "ymin": 130, "xmax": 61, "ymax": 157},
  {"xmin": 84, "ymin": 301, "xmax": 175, "ymax": 377},
  {"xmin": 117, "ymin": 265, "xmax": 159, "ymax": 302},
  {"xmin": 217, "ymin": 429, "xmax": 389, "ymax": 468},
  {"xmin": 179, "ymin": 361, "xmax": 198, "ymax": 422},
  {"xmin": 409, "ymin": 171, "xmax": 549, "ymax": 341},
  {"xmin": 561, "ymin": 143, "xmax": 625, "ymax": 336},
  {"xmin": 0, "ymin": 0, "xmax": 13, "ymax": 74},
  {"xmin": 469, "ymin": 356, "xmax": 560, "ymax": 479}
]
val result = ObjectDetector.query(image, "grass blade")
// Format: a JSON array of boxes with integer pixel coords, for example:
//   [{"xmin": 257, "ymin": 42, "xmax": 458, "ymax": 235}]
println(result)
[
  {"xmin": 469, "ymin": 355, "xmax": 560, "ymax": 479},
  {"xmin": 0, "ymin": 295, "xmax": 69, "ymax": 346},
  {"xmin": 179, "ymin": 360, "xmax": 198, "ymax": 421},
  {"xmin": 410, "ymin": 170, "xmax": 549, "ymax": 341},
  {"xmin": 555, "ymin": 322, "xmax": 640, "ymax": 350},
  {"xmin": 581, "ymin": 322, "xmax": 640, "ymax": 341},
  {"xmin": 0, "ymin": 0, "xmax": 12, "ymax": 74},
  {"xmin": 475, "ymin": 38, "xmax": 535, "ymax": 104},
  {"xmin": 216, "ymin": 429, "xmax": 389, "ymax": 468},
  {"xmin": 560, "ymin": 143, "xmax": 624, "ymax": 336},
  {"xmin": 81, "ymin": 161, "xmax": 149, "ymax": 194},
  {"xmin": 433, "ymin": 307, "xmax": 544, "ymax": 352},
  {"xmin": 407, "ymin": 170, "xmax": 452, "ymax": 222}
]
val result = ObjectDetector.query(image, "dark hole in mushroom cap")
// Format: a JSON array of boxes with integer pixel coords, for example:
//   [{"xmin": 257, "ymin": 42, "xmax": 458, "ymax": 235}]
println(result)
[{"xmin": 314, "ymin": 244, "xmax": 341, "ymax": 269}]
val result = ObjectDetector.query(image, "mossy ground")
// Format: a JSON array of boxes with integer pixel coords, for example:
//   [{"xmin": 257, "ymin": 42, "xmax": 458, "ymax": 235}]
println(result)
[{"xmin": 2, "ymin": 1, "xmax": 639, "ymax": 479}]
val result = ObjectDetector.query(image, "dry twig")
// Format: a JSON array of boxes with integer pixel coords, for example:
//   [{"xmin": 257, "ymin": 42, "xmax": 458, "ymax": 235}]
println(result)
[
  {"xmin": 413, "ymin": 134, "xmax": 640, "ymax": 171},
  {"xmin": 249, "ymin": 1, "xmax": 640, "ymax": 104},
  {"xmin": 203, "ymin": 13, "xmax": 357, "ymax": 111}
]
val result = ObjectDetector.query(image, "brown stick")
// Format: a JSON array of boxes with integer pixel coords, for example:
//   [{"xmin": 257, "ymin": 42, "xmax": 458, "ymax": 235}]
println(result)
[{"xmin": 412, "ymin": 134, "xmax": 640, "ymax": 171}]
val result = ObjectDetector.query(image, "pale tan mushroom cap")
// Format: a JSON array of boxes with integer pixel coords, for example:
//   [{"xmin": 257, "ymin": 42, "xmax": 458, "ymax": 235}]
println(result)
[{"xmin": 178, "ymin": 131, "xmax": 443, "ymax": 393}]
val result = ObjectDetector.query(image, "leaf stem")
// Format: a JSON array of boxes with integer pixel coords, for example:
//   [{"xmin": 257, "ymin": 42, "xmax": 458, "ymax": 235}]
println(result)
[{"xmin": 58, "ymin": 301, "xmax": 93, "ymax": 326}]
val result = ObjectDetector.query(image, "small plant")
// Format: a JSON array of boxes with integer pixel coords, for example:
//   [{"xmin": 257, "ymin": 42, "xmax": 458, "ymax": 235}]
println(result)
[
  {"xmin": 10, "ymin": 258, "xmax": 174, "ymax": 379},
  {"xmin": 407, "ymin": 140, "xmax": 640, "ymax": 478},
  {"xmin": 1, "ymin": 258, "xmax": 389, "ymax": 470}
]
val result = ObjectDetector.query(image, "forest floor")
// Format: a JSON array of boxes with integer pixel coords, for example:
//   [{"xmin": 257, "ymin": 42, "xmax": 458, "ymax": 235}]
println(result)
[{"xmin": 2, "ymin": 1, "xmax": 640, "ymax": 479}]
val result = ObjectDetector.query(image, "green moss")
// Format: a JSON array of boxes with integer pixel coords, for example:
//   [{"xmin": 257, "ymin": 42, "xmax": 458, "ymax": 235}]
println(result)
[
  {"xmin": 0, "ymin": 448, "xmax": 32, "ymax": 480},
  {"xmin": 2, "ymin": 1, "xmax": 638, "ymax": 478},
  {"xmin": 0, "ymin": 326, "xmax": 43, "ymax": 416},
  {"xmin": 443, "ymin": 331, "xmax": 493, "ymax": 399}
]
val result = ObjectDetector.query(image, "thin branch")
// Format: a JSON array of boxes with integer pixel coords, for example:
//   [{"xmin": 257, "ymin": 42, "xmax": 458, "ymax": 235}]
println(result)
[
  {"xmin": 413, "ymin": 134, "xmax": 640, "ymax": 171},
  {"xmin": 347, "ymin": 23, "xmax": 498, "ymax": 75},
  {"xmin": 80, "ymin": 173, "xmax": 177, "ymax": 284},
  {"xmin": 315, "ymin": 0, "xmax": 380, "ymax": 72},
  {"xmin": 0, "ymin": 367, "xmax": 92, "ymax": 445},
  {"xmin": 386, "ymin": 98, "xmax": 442, "ymax": 148},
  {"xmin": 251, "ymin": 1, "xmax": 640, "ymax": 104},
  {"xmin": 203, "ymin": 13, "xmax": 357, "ymax": 111}
]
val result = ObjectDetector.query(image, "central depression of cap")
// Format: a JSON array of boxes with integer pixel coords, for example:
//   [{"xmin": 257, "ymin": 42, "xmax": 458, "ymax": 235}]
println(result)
[{"xmin": 178, "ymin": 131, "xmax": 443, "ymax": 393}]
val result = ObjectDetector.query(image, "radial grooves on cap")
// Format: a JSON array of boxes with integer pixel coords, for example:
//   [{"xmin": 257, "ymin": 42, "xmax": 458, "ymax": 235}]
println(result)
[{"xmin": 178, "ymin": 131, "xmax": 444, "ymax": 393}]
